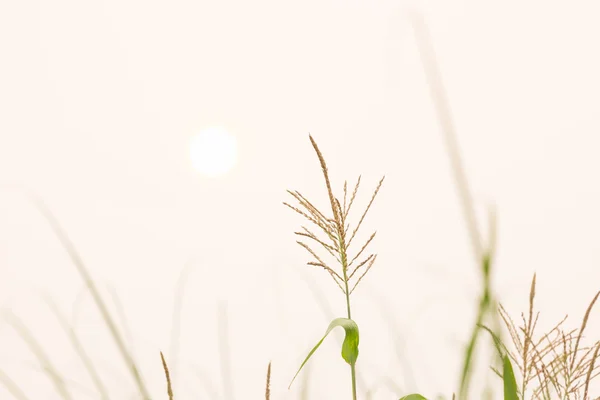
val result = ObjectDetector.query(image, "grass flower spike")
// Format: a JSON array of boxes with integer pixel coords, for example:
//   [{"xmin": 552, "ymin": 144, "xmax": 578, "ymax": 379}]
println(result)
[{"xmin": 284, "ymin": 135, "xmax": 384, "ymax": 400}]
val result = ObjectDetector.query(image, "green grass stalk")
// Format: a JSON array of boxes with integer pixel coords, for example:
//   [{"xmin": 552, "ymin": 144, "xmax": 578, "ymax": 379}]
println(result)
[
  {"xmin": 0, "ymin": 368, "xmax": 30, "ymax": 400},
  {"xmin": 20, "ymin": 190, "xmax": 151, "ymax": 399},
  {"xmin": 44, "ymin": 296, "xmax": 110, "ymax": 400},
  {"xmin": 3, "ymin": 311, "xmax": 72, "ymax": 400},
  {"xmin": 286, "ymin": 135, "xmax": 384, "ymax": 400},
  {"xmin": 410, "ymin": 13, "xmax": 503, "ymax": 399}
]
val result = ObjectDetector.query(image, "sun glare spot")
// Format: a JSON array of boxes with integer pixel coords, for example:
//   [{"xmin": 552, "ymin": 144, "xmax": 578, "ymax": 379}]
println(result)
[{"xmin": 189, "ymin": 127, "xmax": 238, "ymax": 177}]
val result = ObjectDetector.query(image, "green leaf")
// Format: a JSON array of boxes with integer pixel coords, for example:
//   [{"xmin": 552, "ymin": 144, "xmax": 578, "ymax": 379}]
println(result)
[
  {"xmin": 399, "ymin": 394, "xmax": 428, "ymax": 400},
  {"xmin": 288, "ymin": 317, "xmax": 359, "ymax": 389},
  {"xmin": 503, "ymin": 355, "xmax": 519, "ymax": 400},
  {"xmin": 479, "ymin": 326, "xmax": 520, "ymax": 400},
  {"xmin": 478, "ymin": 323, "xmax": 507, "ymax": 362}
]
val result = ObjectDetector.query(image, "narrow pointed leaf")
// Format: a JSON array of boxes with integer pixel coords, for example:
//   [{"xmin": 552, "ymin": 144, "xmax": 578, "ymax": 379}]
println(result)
[
  {"xmin": 503, "ymin": 355, "xmax": 519, "ymax": 400},
  {"xmin": 288, "ymin": 318, "xmax": 359, "ymax": 389},
  {"xmin": 399, "ymin": 394, "xmax": 427, "ymax": 400},
  {"xmin": 478, "ymin": 324, "xmax": 505, "ymax": 360}
]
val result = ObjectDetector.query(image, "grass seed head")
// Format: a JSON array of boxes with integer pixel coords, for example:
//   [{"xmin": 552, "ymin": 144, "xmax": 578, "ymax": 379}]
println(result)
[{"xmin": 285, "ymin": 135, "xmax": 384, "ymax": 295}]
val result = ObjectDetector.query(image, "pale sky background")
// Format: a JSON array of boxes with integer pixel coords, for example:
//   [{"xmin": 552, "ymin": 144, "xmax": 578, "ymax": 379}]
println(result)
[{"xmin": 1, "ymin": 1, "xmax": 600, "ymax": 399}]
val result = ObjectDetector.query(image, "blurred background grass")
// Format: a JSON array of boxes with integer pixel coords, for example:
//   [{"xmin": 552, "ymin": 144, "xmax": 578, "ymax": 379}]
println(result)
[{"xmin": 2, "ymin": 1, "xmax": 600, "ymax": 399}]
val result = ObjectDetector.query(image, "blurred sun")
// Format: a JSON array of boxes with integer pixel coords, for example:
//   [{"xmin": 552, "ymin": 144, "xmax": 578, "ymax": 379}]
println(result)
[{"xmin": 189, "ymin": 127, "xmax": 238, "ymax": 177}]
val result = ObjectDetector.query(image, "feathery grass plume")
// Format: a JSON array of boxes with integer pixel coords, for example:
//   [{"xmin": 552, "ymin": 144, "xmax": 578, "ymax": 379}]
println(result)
[
  {"xmin": 497, "ymin": 281, "xmax": 569, "ymax": 399},
  {"xmin": 285, "ymin": 135, "xmax": 384, "ymax": 400},
  {"xmin": 571, "ymin": 291, "xmax": 600, "ymax": 371},
  {"xmin": 0, "ymin": 368, "xmax": 29, "ymax": 400},
  {"xmin": 486, "ymin": 274, "xmax": 600, "ymax": 399},
  {"xmin": 265, "ymin": 361, "xmax": 271, "ymax": 400},
  {"xmin": 558, "ymin": 290, "xmax": 600, "ymax": 398},
  {"xmin": 583, "ymin": 343, "xmax": 600, "ymax": 400},
  {"xmin": 160, "ymin": 352, "xmax": 174, "ymax": 400},
  {"xmin": 284, "ymin": 135, "xmax": 384, "ymax": 298},
  {"xmin": 43, "ymin": 296, "xmax": 109, "ymax": 400},
  {"xmin": 2, "ymin": 311, "xmax": 73, "ymax": 400}
]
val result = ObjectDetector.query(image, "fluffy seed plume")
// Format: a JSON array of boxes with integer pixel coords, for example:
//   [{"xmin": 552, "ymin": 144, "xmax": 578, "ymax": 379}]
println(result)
[
  {"xmin": 488, "ymin": 274, "xmax": 600, "ymax": 399},
  {"xmin": 284, "ymin": 135, "xmax": 384, "ymax": 295}
]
